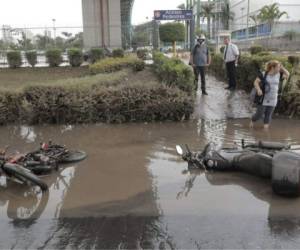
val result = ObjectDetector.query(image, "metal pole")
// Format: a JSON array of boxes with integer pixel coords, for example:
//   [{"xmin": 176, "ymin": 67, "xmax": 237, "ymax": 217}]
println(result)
[
  {"xmin": 190, "ymin": 17, "xmax": 195, "ymax": 51},
  {"xmin": 196, "ymin": 0, "xmax": 201, "ymax": 31},
  {"xmin": 246, "ymin": 0, "xmax": 250, "ymax": 39},
  {"xmin": 52, "ymin": 19, "xmax": 56, "ymax": 47}
]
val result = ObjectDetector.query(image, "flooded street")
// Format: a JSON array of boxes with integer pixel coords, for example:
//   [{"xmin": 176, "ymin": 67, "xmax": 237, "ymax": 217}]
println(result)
[{"xmin": 1, "ymin": 77, "xmax": 300, "ymax": 249}]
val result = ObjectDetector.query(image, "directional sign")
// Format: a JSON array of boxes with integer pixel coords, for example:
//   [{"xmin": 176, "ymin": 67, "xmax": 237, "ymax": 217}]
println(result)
[{"xmin": 154, "ymin": 10, "xmax": 193, "ymax": 21}]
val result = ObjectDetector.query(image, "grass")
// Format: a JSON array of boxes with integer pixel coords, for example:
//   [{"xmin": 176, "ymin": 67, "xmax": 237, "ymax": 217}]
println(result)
[{"xmin": 0, "ymin": 66, "xmax": 90, "ymax": 91}]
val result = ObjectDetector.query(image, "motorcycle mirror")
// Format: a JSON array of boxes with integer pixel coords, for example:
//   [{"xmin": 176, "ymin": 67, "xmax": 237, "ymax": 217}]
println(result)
[{"xmin": 176, "ymin": 145, "xmax": 184, "ymax": 156}]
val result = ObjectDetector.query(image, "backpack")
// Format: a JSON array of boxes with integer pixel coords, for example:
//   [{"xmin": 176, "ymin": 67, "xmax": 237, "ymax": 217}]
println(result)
[{"xmin": 250, "ymin": 71, "xmax": 269, "ymax": 105}]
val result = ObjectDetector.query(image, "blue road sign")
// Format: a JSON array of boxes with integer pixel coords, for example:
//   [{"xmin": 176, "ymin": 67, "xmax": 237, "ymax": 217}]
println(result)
[{"xmin": 154, "ymin": 10, "xmax": 193, "ymax": 21}]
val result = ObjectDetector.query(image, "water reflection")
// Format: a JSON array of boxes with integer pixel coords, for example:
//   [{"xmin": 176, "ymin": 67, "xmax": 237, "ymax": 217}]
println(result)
[
  {"xmin": 178, "ymin": 167, "xmax": 300, "ymax": 237},
  {"xmin": 0, "ymin": 181, "xmax": 48, "ymax": 222}
]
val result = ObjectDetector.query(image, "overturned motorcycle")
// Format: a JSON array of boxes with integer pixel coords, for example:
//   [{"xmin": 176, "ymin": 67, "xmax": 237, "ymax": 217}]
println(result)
[
  {"xmin": 176, "ymin": 140, "xmax": 300, "ymax": 197},
  {"xmin": 0, "ymin": 141, "xmax": 87, "ymax": 191}
]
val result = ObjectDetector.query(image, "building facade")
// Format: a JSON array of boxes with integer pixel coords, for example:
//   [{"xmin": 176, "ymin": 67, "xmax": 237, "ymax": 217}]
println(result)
[
  {"xmin": 82, "ymin": 0, "xmax": 134, "ymax": 49},
  {"xmin": 230, "ymin": 0, "xmax": 300, "ymax": 39}
]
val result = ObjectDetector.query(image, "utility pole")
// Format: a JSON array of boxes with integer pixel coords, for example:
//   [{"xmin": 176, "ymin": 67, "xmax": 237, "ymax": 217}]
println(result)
[
  {"xmin": 246, "ymin": 0, "xmax": 250, "ymax": 39},
  {"xmin": 52, "ymin": 19, "xmax": 56, "ymax": 47},
  {"xmin": 196, "ymin": 0, "xmax": 201, "ymax": 31}
]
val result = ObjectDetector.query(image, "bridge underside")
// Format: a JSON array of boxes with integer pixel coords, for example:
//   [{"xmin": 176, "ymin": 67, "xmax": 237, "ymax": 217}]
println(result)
[{"xmin": 82, "ymin": 0, "xmax": 134, "ymax": 49}]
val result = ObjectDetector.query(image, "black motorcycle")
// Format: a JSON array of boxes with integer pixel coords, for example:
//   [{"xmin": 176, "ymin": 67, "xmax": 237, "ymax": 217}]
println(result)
[
  {"xmin": 0, "ymin": 141, "xmax": 87, "ymax": 190},
  {"xmin": 0, "ymin": 156, "xmax": 48, "ymax": 191},
  {"xmin": 14, "ymin": 141, "xmax": 87, "ymax": 176},
  {"xmin": 176, "ymin": 140, "xmax": 300, "ymax": 197}
]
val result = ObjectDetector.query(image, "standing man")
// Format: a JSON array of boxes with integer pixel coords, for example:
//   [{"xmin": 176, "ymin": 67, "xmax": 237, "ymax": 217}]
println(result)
[
  {"xmin": 190, "ymin": 34, "xmax": 211, "ymax": 95},
  {"xmin": 223, "ymin": 36, "xmax": 239, "ymax": 91}
]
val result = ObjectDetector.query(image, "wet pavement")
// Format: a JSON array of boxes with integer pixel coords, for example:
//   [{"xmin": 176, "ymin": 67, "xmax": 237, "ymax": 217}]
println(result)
[{"xmin": 1, "ymin": 76, "xmax": 300, "ymax": 249}]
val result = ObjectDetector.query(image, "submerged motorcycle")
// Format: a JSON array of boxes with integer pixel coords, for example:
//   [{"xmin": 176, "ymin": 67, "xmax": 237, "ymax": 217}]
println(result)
[
  {"xmin": 176, "ymin": 140, "xmax": 300, "ymax": 197},
  {"xmin": 0, "ymin": 156, "xmax": 48, "ymax": 191},
  {"xmin": 0, "ymin": 141, "xmax": 87, "ymax": 191}
]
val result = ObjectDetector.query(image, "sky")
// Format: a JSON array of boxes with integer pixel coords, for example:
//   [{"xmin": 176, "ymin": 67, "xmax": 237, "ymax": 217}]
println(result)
[{"xmin": 0, "ymin": 0, "xmax": 185, "ymax": 29}]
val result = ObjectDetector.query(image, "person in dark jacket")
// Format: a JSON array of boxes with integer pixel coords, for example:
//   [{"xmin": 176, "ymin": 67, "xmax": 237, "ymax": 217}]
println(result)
[{"xmin": 190, "ymin": 35, "xmax": 211, "ymax": 95}]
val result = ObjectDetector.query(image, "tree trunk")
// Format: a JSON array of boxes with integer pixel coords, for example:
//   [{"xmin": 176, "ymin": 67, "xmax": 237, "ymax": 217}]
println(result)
[
  {"xmin": 208, "ymin": 17, "xmax": 211, "ymax": 39},
  {"xmin": 173, "ymin": 41, "xmax": 177, "ymax": 57}
]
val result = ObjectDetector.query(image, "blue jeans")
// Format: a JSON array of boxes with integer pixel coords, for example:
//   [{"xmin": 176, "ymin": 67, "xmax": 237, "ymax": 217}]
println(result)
[{"xmin": 252, "ymin": 105, "xmax": 275, "ymax": 125}]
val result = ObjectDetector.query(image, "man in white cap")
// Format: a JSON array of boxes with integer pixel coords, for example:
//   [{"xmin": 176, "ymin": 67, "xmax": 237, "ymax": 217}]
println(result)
[{"xmin": 189, "ymin": 34, "xmax": 211, "ymax": 95}]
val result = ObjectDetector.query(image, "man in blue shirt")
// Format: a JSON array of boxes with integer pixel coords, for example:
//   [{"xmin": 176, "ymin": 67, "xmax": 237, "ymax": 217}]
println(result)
[{"xmin": 190, "ymin": 35, "xmax": 211, "ymax": 95}]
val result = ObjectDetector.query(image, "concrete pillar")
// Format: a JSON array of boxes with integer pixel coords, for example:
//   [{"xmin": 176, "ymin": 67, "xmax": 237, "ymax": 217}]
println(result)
[{"xmin": 82, "ymin": 0, "xmax": 122, "ymax": 49}]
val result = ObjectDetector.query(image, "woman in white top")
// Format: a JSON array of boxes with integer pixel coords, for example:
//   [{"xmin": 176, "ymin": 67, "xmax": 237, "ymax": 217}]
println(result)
[{"xmin": 250, "ymin": 60, "xmax": 290, "ymax": 130}]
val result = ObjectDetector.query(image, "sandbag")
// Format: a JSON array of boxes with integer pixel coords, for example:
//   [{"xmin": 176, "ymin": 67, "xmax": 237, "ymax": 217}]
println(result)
[{"xmin": 272, "ymin": 152, "xmax": 300, "ymax": 197}]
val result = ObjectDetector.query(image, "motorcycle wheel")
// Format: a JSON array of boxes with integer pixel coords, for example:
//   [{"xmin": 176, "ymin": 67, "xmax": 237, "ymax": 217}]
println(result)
[
  {"xmin": 60, "ymin": 150, "xmax": 87, "ymax": 163},
  {"xmin": 3, "ymin": 163, "xmax": 48, "ymax": 191}
]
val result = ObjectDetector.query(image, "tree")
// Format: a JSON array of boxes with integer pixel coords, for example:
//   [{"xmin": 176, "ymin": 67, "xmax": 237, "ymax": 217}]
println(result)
[
  {"xmin": 0, "ymin": 39, "xmax": 5, "ymax": 50},
  {"xmin": 159, "ymin": 22, "xmax": 185, "ymax": 56},
  {"xmin": 17, "ymin": 32, "xmax": 35, "ymax": 50},
  {"xmin": 257, "ymin": 3, "xmax": 288, "ymax": 31},
  {"xmin": 177, "ymin": 3, "xmax": 185, "ymax": 10},
  {"xmin": 250, "ymin": 14, "xmax": 259, "ymax": 26},
  {"xmin": 67, "ymin": 32, "xmax": 83, "ymax": 48},
  {"xmin": 132, "ymin": 31, "xmax": 148, "ymax": 49},
  {"xmin": 35, "ymin": 34, "xmax": 54, "ymax": 50},
  {"xmin": 61, "ymin": 32, "xmax": 73, "ymax": 38},
  {"xmin": 200, "ymin": 2, "xmax": 215, "ymax": 39},
  {"xmin": 220, "ymin": 0, "xmax": 234, "ymax": 30}
]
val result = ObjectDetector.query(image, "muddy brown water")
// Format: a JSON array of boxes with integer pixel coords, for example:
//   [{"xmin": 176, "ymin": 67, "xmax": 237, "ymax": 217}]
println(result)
[{"xmin": 1, "ymin": 76, "xmax": 300, "ymax": 249}]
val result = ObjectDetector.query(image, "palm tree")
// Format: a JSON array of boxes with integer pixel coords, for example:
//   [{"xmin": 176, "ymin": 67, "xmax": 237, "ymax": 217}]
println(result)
[
  {"xmin": 220, "ymin": 0, "xmax": 235, "ymax": 30},
  {"xmin": 257, "ymin": 3, "xmax": 288, "ymax": 32},
  {"xmin": 201, "ymin": 2, "xmax": 215, "ymax": 39},
  {"xmin": 250, "ymin": 14, "xmax": 259, "ymax": 26}
]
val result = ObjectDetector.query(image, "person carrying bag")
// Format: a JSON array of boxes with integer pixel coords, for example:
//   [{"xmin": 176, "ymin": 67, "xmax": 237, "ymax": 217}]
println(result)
[{"xmin": 250, "ymin": 60, "xmax": 290, "ymax": 130}]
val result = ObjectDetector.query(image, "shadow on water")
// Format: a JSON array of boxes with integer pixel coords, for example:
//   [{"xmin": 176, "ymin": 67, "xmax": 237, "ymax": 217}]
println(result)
[{"xmin": 1, "ymin": 118, "xmax": 300, "ymax": 248}]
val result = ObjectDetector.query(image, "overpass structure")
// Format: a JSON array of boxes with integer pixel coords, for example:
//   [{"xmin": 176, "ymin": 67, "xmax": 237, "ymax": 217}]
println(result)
[{"xmin": 82, "ymin": 0, "xmax": 134, "ymax": 49}]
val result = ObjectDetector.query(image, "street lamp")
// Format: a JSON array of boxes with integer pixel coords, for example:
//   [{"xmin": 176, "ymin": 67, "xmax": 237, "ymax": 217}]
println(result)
[
  {"xmin": 145, "ymin": 16, "xmax": 151, "ymax": 46},
  {"xmin": 241, "ymin": 7, "xmax": 245, "ymax": 38},
  {"xmin": 52, "ymin": 18, "xmax": 56, "ymax": 46}
]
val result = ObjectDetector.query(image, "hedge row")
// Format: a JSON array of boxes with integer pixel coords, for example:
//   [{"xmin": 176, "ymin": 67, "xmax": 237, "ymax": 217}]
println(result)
[
  {"xmin": 0, "ymin": 70, "xmax": 194, "ymax": 125},
  {"xmin": 210, "ymin": 53, "xmax": 293, "ymax": 91},
  {"xmin": 152, "ymin": 52, "xmax": 194, "ymax": 94},
  {"xmin": 4, "ymin": 47, "xmax": 127, "ymax": 69},
  {"xmin": 210, "ymin": 53, "xmax": 300, "ymax": 117},
  {"xmin": 89, "ymin": 55, "xmax": 145, "ymax": 74},
  {"xmin": 278, "ymin": 65, "xmax": 300, "ymax": 117}
]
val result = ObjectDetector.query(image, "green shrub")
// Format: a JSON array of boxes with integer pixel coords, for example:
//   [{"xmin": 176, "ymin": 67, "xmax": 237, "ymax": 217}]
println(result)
[
  {"xmin": 46, "ymin": 49, "xmax": 62, "ymax": 67},
  {"xmin": 68, "ymin": 48, "xmax": 83, "ymax": 67},
  {"xmin": 220, "ymin": 46, "xmax": 225, "ymax": 54},
  {"xmin": 137, "ymin": 49, "xmax": 148, "ymax": 60},
  {"xmin": 288, "ymin": 56, "xmax": 300, "ymax": 67},
  {"xmin": 132, "ymin": 59, "xmax": 145, "ymax": 72},
  {"xmin": 25, "ymin": 51, "xmax": 37, "ymax": 67},
  {"xmin": 210, "ymin": 53, "xmax": 292, "ymax": 91},
  {"xmin": 112, "ymin": 48, "xmax": 125, "ymax": 58},
  {"xmin": 153, "ymin": 52, "xmax": 194, "ymax": 93},
  {"xmin": 257, "ymin": 51, "xmax": 271, "ymax": 56},
  {"xmin": 90, "ymin": 48, "xmax": 104, "ymax": 63},
  {"xmin": 90, "ymin": 55, "xmax": 145, "ymax": 74},
  {"xmin": 7, "ymin": 51, "xmax": 22, "ymax": 68},
  {"xmin": 0, "ymin": 70, "xmax": 194, "ymax": 124},
  {"xmin": 250, "ymin": 45, "xmax": 264, "ymax": 55}
]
